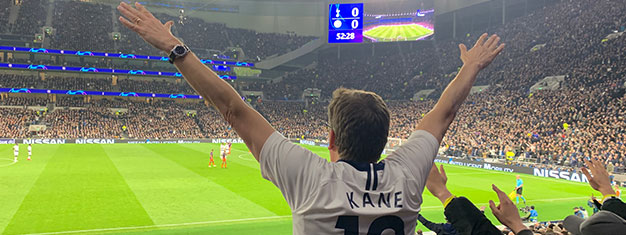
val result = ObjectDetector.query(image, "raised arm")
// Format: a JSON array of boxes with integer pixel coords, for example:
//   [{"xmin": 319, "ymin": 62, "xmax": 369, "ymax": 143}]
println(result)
[
  {"xmin": 117, "ymin": 2, "xmax": 274, "ymax": 160},
  {"xmin": 426, "ymin": 165, "xmax": 530, "ymax": 235},
  {"xmin": 417, "ymin": 33, "xmax": 504, "ymax": 143}
]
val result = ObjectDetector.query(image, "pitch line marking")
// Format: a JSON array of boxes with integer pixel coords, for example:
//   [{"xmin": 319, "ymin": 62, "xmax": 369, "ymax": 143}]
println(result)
[
  {"xmin": 237, "ymin": 153, "xmax": 256, "ymax": 162},
  {"xmin": 25, "ymin": 215, "xmax": 292, "ymax": 235},
  {"xmin": 0, "ymin": 158, "xmax": 17, "ymax": 167},
  {"xmin": 26, "ymin": 196, "xmax": 590, "ymax": 234}
]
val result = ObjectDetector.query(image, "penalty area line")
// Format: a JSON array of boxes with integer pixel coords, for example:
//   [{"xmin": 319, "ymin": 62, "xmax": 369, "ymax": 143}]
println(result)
[
  {"xmin": 25, "ymin": 215, "xmax": 292, "ymax": 235},
  {"xmin": 237, "ymin": 153, "xmax": 256, "ymax": 161}
]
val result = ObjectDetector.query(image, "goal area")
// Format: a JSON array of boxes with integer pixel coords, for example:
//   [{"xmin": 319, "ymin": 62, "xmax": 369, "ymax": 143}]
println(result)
[{"xmin": 383, "ymin": 137, "xmax": 407, "ymax": 155}]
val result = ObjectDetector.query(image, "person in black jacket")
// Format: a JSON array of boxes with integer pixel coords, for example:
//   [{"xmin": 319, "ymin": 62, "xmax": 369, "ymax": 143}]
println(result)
[
  {"xmin": 563, "ymin": 157, "xmax": 626, "ymax": 235},
  {"xmin": 424, "ymin": 164, "xmax": 532, "ymax": 235},
  {"xmin": 417, "ymin": 213, "xmax": 457, "ymax": 235}
]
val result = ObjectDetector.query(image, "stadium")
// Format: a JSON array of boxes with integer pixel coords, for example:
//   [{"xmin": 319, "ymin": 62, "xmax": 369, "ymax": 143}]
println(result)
[{"xmin": 0, "ymin": 0, "xmax": 625, "ymax": 234}]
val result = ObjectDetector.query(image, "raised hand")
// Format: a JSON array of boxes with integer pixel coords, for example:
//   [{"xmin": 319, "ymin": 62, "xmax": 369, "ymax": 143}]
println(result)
[
  {"xmin": 426, "ymin": 164, "xmax": 452, "ymax": 205},
  {"xmin": 117, "ymin": 2, "xmax": 181, "ymax": 53},
  {"xmin": 459, "ymin": 33, "xmax": 505, "ymax": 70},
  {"xmin": 581, "ymin": 158, "xmax": 616, "ymax": 196},
  {"xmin": 489, "ymin": 184, "xmax": 528, "ymax": 234}
]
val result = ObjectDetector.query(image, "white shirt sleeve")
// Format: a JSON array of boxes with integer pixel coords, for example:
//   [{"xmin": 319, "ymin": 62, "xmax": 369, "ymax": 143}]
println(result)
[
  {"xmin": 385, "ymin": 130, "xmax": 439, "ymax": 188},
  {"xmin": 260, "ymin": 131, "xmax": 330, "ymax": 210}
]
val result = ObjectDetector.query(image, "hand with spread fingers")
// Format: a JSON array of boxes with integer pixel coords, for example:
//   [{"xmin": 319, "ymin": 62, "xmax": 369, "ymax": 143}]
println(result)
[
  {"xmin": 581, "ymin": 158, "xmax": 616, "ymax": 196},
  {"xmin": 489, "ymin": 184, "xmax": 528, "ymax": 234},
  {"xmin": 117, "ymin": 2, "xmax": 181, "ymax": 53},
  {"xmin": 459, "ymin": 33, "xmax": 505, "ymax": 70},
  {"xmin": 426, "ymin": 164, "xmax": 453, "ymax": 205}
]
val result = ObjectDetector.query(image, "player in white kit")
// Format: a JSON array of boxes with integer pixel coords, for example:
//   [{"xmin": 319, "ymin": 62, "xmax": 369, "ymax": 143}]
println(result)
[
  {"xmin": 27, "ymin": 144, "xmax": 32, "ymax": 161},
  {"xmin": 116, "ymin": 4, "xmax": 504, "ymax": 233},
  {"xmin": 220, "ymin": 144, "xmax": 228, "ymax": 168},
  {"xmin": 13, "ymin": 143, "xmax": 19, "ymax": 162}
]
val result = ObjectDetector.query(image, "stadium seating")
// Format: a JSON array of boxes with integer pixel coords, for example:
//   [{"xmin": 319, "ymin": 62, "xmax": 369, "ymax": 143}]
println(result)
[
  {"xmin": 9, "ymin": 0, "xmax": 46, "ymax": 35},
  {"xmin": 0, "ymin": 0, "xmax": 625, "ymax": 174}
]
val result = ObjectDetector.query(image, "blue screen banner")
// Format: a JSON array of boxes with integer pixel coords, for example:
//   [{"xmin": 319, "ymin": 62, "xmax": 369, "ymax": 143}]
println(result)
[
  {"xmin": 0, "ymin": 88, "xmax": 202, "ymax": 99},
  {"xmin": 0, "ymin": 46, "xmax": 254, "ymax": 67},
  {"xmin": 0, "ymin": 63, "xmax": 236, "ymax": 79}
]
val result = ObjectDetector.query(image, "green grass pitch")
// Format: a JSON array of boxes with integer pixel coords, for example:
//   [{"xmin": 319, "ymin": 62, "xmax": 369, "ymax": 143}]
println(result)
[
  {"xmin": 0, "ymin": 143, "xmax": 603, "ymax": 234},
  {"xmin": 363, "ymin": 24, "xmax": 434, "ymax": 42}
]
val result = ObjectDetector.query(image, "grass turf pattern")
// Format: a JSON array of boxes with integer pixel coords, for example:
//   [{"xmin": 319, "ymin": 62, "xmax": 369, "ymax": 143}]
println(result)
[
  {"xmin": 0, "ymin": 143, "xmax": 603, "ymax": 234},
  {"xmin": 363, "ymin": 24, "xmax": 433, "ymax": 42}
]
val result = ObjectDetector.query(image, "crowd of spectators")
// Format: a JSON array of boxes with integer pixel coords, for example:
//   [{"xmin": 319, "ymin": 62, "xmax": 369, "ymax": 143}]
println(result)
[
  {"xmin": 125, "ymin": 104, "xmax": 204, "ymax": 139},
  {"xmin": 40, "ymin": 107, "xmax": 123, "ymax": 139},
  {"xmin": 256, "ymin": 0, "xmax": 625, "ymax": 101},
  {"xmin": 0, "ymin": 1, "xmax": 315, "ymax": 60},
  {"xmin": 0, "ymin": 0, "xmax": 624, "ymax": 173},
  {"xmin": 256, "ymin": 101, "xmax": 328, "ymax": 140},
  {"xmin": 7, "ymin": 0, "xmax": 46, "ymax": 35},
  {"xmin": 0, "ymin": 96, "xmax": 47, "ymax": 106},
  {"xmin": 117, "ymin": 78, "xmax": 196, "ymax": 94},
  {"xmin": 0, "ymin": 108, "xmax": 37, "ymax": 138},
  {"xmin": 0, "ymin": 73, "xmax": 199, "ymax": 94},
  {"xmin": 0, "ymin": 1, "xmax": 624, "ymax": 234},
  {"xmin": 0, "ymin": 0, "xmax": 10, "ymax": 33},
  {"xmin": 195, "ymin": 108, "xmax": 238, "ymax": 139},
  {"xmin": 0, "ymin": 74, "xmax": 111, "ymax": 91},
  {"xmin": 228, "ymin": 30, "xmax": 317, "ymax": 60},
  {"xmin": 50, "ymin": 1, "xmax": 114, "ymax": 52}
]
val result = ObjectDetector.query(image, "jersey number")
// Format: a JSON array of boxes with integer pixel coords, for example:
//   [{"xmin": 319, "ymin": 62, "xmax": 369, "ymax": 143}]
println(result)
[{"xmin": 335, "ymin": 215, "xmax": 405, "ymax": 235}]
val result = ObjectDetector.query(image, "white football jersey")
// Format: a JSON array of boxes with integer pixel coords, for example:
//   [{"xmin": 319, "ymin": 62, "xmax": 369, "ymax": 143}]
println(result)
[
  {"xmin": 260, "ymin": 130, "xmax": 438, "ymax": 235},
  {"xmin": 14, "ymin": 145, "xmax": 19, "ymax": 152},
  {"xmin": 28, "ymin": 146, "xmax": 32, "ymax": 152}
]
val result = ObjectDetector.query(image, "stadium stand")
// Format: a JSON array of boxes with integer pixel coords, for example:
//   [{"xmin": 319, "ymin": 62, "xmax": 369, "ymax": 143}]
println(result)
[
  {"xmin": 51, "ymin": 1, "xmax": 115, "ymax": 52},
  {"xmin": 9, "ymin": 0, "xmax": 46, "ymax": 35},
  {"xmin": 0, "ymin": 0, "xmax": 10, "ymax": 33},
  {"xmin": 1, "ymin": 0, "xmax": 626, "ymax": 233},
  {"xmin": 2, "ymin": 0, "xmax": 622, "ymax": 177}
]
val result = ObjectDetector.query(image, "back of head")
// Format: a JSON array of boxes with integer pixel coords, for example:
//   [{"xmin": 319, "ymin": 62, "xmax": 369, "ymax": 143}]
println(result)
[{"xmin": 328, "ymin": 88, "xmax": 390, "ymax": 163}]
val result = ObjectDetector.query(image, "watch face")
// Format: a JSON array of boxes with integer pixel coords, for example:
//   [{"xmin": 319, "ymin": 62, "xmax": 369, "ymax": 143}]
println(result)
[{"xmin": 175, "ymin": 46, "xmax": 186, "ymax": 54}]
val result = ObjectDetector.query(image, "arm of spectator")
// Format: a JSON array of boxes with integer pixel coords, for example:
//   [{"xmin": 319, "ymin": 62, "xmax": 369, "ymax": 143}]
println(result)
[
  {"xmin": 417, "ymin": 214, "xmax": 445, "ymax": 234},
  {"xmin": 426, "ymin": 165, "xmax": 502, "ymax": 235},
  {"xmin": 117, "ymin": 2, "xmax": 274, "ymax": 160},
  {"xmin": 581, "ymin": 158, "xmax": 626, "ymax": 219},
  {"xmin": 417, "ymin": 33, "xmax": 504, "ymax": 143},
  {"xmin": 581, "ymin": 158, "xmax": 616, "ymax": 197},
  {"xmin": 489, "ymin": 184, "xmax": 531, "ymax": 235}
]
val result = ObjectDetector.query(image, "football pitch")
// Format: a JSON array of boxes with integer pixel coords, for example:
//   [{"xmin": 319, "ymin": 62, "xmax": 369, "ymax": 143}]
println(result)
[
  {"xmin": 363, "ymin": 24, "xmax": 434, "ymax": 42},
  {"xmin": 0, "ymin": 143, "xmax": 598, "ymax": 234}
]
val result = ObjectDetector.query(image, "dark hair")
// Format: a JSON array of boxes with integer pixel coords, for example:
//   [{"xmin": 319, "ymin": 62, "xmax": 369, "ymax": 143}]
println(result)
[
  {"xmin": 531, "ymin": 205, "xmax": 535, "ymax": 209},
  {"xmin": 328, "ymin": 88, "xmax": 390, "ymax": 163}
]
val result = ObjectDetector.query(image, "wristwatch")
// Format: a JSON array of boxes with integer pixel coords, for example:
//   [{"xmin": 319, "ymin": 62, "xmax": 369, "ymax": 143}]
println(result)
[{"xmin": 168, "ymin": 44, "xmax": 190, "ymax": 64}]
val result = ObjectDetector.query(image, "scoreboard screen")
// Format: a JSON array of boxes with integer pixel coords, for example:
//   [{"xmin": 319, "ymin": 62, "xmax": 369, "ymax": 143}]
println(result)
[
  {"xmin": 328, "ymin": 3, "xmax": 363, "ymax": 43},
  {"xmin": 328, "ymin": 1, "xmax": 435, "ymax": 43}
]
